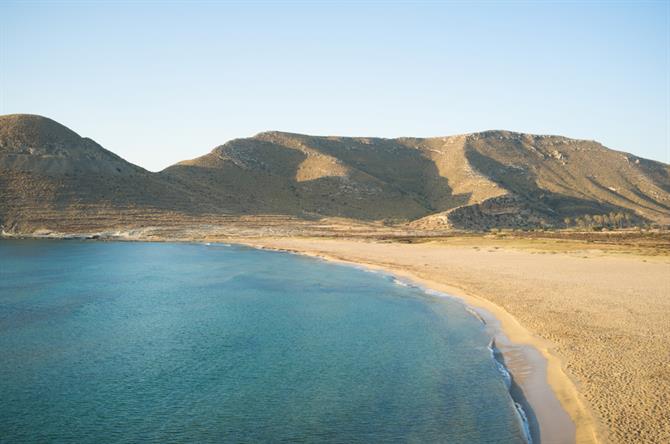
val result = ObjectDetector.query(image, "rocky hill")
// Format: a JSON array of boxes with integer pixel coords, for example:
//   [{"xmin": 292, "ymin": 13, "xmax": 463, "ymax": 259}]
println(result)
[
  {"xmin": 1, "ymin": 114, "xmax": 669, "ymax": 232},
  {"xmin": 0, "ymin": 114, "xmax": 219, "ymax": 231},
  {"xmin": 164, "ymin": 130, "xmax": 670, "ymax": 229}
]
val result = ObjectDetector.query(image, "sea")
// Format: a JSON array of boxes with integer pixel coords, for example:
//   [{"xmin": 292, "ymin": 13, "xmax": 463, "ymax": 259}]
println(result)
[{"xmin": 0, "ymin": 240, "xmax": 528, "ymax": 443}]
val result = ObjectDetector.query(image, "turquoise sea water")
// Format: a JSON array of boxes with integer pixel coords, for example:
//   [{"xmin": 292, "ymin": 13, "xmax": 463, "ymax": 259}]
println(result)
[{"xmin": 0, "ymin": 240, "xmax": 526, "ymax": 443}]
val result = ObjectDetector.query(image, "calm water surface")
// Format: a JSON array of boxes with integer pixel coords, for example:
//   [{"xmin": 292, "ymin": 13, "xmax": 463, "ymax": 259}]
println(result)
[{"xmin": 0, "ymin": 240, "xmax": 525, "ymax": 443}]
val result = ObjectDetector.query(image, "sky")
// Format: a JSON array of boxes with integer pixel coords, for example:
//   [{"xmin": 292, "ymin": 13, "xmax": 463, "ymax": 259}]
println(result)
[{"xmin": 1, "ymin": 1, "xmax": 668, "ymax": 171}]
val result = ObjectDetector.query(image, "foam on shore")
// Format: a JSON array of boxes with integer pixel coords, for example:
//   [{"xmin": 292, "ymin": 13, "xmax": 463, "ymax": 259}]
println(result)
[
  {"xmin": 389, "ymin": 269, "xmax": 533, "ymax": 442},
  {"xmin": 489, "ymin": 339, "xmax": 533, "ymax": 444}
]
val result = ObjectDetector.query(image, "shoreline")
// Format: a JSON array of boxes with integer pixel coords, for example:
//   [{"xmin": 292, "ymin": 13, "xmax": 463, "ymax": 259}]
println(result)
[
  {"xmin": 13, "ymin": 232, "xmax": 665, "ymax": 442},
  {"xmin": 0, "ymin": 233, "xmax": 599, "ymax": 443},
  {"xmin": 231, "ymin": 238, "xmax": 600, "ymax": 444},
  {"xmin": 312, "ymin": 259, "xmax": 539, "ymax": 443}
]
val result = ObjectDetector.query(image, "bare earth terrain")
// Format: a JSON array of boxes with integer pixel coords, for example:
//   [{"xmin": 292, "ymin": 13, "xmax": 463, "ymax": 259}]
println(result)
[
  {"xmin": 3, "ymin": 115, "xmax": 670, "ymax": 233},
  {"xmin": 213, "ymin": 232, "xmax": 669, "ymax": 444}
]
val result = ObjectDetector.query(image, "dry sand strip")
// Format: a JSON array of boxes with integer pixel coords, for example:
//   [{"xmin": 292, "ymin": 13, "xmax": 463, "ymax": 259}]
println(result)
[{"xmin": 225, "ymin": 237, "xmax": 670, "ymax": 444}]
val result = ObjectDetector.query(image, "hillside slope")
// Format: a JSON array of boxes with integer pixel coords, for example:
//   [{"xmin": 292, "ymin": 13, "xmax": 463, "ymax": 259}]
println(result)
[
  {"xmin": 412, "ymin": 131, "xmax": 670, "ymax": 229},
  {"xmin": 1, "ymin": 114, "xmax": 669, "ymax": 231},
  {"xmin": 164, "ymin": 130, "xmax": 670, "ymax": 228},
  {"xmin": 0, "ymin": 114, "xmax": 216, "ymax": 231}
]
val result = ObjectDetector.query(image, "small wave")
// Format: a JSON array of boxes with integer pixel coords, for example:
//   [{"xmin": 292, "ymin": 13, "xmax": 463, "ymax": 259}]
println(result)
[
  {"xmin": 203, "ymin": 242, "xmax": 232, "ymax": 247},
  {"xmin": 350, "ymin": 265, "xmax": 380, "ymax": 274},
  {"xmin": 391, "ymin": 278, "xmax": 411, "ymax": 287},
  {"xmin": 488, "ymin": 339, "xmax": 512, "ymax": 389},
  {"xmin": 488, "ymin": 339, "xmax": 532, "ymax": 444},
  {"xmin": 515, "ymin": 402, "xmax": 533, "ymax": 444},
  {"xmin": 423, "ymin": 288, "xmax": 449, "ymax": 298},
  {"xmin": 465, "ymin": 306, "xmax": 487, "ymax": 325}
]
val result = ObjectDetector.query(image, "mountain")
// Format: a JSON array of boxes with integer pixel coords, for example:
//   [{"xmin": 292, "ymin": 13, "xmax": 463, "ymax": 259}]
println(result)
[
  {"xmin": 1, "ymin": 114, "xmax": 669, "ymax": 232},
  {"xmin": 163, "ymin": 130, "xmax": 670, "ymax": 228},
  {"xmin": 0, "ymin": 114, "xmax": 218, "ymax": 231}
]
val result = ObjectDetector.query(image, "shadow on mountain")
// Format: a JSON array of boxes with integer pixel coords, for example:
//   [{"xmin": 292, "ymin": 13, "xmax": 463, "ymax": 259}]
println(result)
[
  {"xmin": 2, "ymin": 114, "xmax": 668, "ymax": 230},
  {"xmin": 162, "ymin": 135, "xmax": 474, "ymax": 221},
  {"xmin": 453, "ymin": 149, "xmax": 649, "ymax": 228}
]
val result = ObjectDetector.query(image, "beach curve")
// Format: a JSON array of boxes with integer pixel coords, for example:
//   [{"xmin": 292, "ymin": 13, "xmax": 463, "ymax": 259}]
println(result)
[{"xmin": 229, "ymin": 237, "xmax": 601, "ymax": 444}]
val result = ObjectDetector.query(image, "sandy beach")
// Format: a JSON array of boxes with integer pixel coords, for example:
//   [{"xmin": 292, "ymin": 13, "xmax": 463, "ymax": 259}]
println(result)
[
  {"xmin": 223, "ymin": 235, "xmax": 670, "ymax": 444},
  {"xmin": 4, "ymin": 227, "xmax": 669, "ymax": 443}
]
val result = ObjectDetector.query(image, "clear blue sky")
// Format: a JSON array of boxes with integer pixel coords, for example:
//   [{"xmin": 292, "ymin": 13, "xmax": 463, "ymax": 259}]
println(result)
[{"xmin": 1, "ymin": 1, "xmax": 668, "ymax": 171}]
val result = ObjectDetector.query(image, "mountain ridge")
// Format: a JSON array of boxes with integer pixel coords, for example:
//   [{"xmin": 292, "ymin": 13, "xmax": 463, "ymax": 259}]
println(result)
[{"xmin": 1, "ymin": 114, "xmax": 669, "ymax": 232}]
